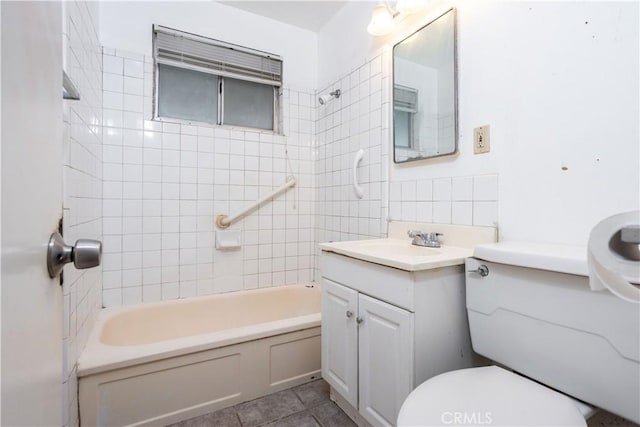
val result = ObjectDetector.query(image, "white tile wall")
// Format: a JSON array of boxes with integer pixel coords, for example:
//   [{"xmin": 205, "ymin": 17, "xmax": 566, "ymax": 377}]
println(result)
[
  {"xmin": 314, "ymin": 45, "xmax": 500, "ymax": 268},
  {"xmin": 102, "ymin": 49, "xmax": 316, "ymax": 306},
  {"xmin": 452, "ymin": 176, "xmax": 473, "ymax": 201},
  {"xmin": 99, "ymin": 37, "xmax": 500, "ymax": 306},
  {"xmin": 433, "ymin": 178, "xmax": 452, "ymax": 201},
  {"xmin": 314, "ymin": 50, "xmax": 390, "ymax": 276},
  {"xmin": 313, "ymin": 52, "xmax": 390, "ymax": 275},
  {"xmin": 312, "ymin": 46, "xmax": 501, "ymax": 279},
  {"xmin": 61, "ymin": 2, "xmax": 102, "ymax": 426},
  {"xmin": 389, "ymin": 173, "xmax": 499, "ymax": 227}
]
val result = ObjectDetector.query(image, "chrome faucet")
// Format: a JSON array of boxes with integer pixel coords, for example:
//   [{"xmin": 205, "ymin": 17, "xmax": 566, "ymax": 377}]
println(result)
[{"xmin": 407, "ymin": 230, "xmax": 443, "ymax": 248}]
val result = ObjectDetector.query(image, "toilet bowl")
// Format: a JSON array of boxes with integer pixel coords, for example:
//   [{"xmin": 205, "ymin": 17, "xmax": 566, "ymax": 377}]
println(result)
[
  {"xmin": 398, "ymin": 366, "xmax": 592, "ymax": 426},
  {"xmin": 398, "ymin": 242, "xmax": 640, "ymax": 427}
]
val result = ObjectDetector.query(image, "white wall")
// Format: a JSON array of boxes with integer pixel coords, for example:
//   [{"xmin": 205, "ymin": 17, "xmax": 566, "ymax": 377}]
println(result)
[
  {"xmin": 319, "ymin": 1, "xmax": 639, "ymax": 246},
  {"xmin": 99, "ymin": 1, "xmax": 318, "ymax": 89},
  {"xmin": 318, "ymin": 1, "xmax": 380, "ymax": 90}
]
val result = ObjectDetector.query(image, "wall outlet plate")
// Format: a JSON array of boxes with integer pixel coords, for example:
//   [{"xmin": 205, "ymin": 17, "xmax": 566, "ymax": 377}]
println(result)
[{"xmin": 474, "ymin": 125, "xmax": 490, "ymax": 154}]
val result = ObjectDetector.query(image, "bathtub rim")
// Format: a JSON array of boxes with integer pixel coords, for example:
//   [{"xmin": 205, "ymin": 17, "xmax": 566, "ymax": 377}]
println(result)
[{"xmin": 77, "ymin": 284, "xmax": 321, "ymax": 377}]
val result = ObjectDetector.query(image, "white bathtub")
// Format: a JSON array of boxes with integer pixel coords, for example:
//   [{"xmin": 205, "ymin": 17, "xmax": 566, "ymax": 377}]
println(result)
[{"xmin": 78, "ymin": 284, "xmax": 322, "ymax": 427}]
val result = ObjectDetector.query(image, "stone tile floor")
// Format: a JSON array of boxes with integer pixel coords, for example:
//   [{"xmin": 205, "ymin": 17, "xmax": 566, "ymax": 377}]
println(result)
[
  {"xmin": 587, "ymin": 411, "xmax": 640, "ymax": 427},
  {"xmin": 167, "ymin": 379, "xmax": 356, "ymax": 427},
  {"xmin": 166, "ymin": 378, "xmax": 640, "ymax": 427}
]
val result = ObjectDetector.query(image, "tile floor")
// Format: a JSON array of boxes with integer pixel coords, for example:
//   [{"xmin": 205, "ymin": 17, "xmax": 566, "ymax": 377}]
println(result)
[
  {"xmin": 587, "ymin": 411, "xmax": 640, "ymax": 427},
  {"xmin": 166, "ymin": 379, "xmax": 356, "ymax": 427},
  {"xmin": 166, "ymin": 378, "xmax": 640, "ymax": 427}
]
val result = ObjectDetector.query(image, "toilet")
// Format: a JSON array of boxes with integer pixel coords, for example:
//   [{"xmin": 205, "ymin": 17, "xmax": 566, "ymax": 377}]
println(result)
[{"xmin": 398, "ymin": 242, "xmax": 640, "ymax": 426}]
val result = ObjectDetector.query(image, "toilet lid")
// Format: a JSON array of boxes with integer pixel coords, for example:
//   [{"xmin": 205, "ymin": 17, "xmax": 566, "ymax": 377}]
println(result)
[{"xmin": 397, "ymin": 366, "xmax": 587, "ymax": 427}]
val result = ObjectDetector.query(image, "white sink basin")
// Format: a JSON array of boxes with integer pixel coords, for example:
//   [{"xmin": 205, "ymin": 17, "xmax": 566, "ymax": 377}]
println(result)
[
  {"xmin": 347, "ymin": 240, "xmax": 441, "ymax": 257},
  {"xmin": 319, "ymin": 238, "xmax": 473, "ymax": 271}
]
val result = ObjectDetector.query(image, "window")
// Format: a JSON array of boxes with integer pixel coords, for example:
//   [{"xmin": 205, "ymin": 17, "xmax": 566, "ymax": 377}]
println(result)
[
  {"xmin": 153, "ymin": 25, "xmax": 282, "ymax": 131},
  {"xmin": 157, "ymin": 63, "xmax": 218, "ymax": 123}
]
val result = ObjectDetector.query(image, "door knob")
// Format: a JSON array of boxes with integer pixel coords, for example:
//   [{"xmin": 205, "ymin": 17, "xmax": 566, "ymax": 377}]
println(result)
[
  {"xmin": 47, "ymin": 232, "xmax": 102, "ymax": 278},
  {"xmin": 346, "ymin": 310, "xmax": 353, "ymax": 318}
]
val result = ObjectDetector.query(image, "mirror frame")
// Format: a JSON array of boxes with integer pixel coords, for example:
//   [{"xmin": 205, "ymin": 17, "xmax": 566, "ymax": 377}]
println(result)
[{"xmin": 392, "ymin": 7, "xmax": 458, "ymax": 164}]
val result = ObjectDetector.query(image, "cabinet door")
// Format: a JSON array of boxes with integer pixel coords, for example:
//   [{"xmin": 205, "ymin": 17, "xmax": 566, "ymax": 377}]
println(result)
[
  {"xmin": 358, "ymin": 294, "xmax": 414, "ymax": 427},
  {"xmin": 321, "ymin": 279, "xmax": 359, "ymax": 407}
]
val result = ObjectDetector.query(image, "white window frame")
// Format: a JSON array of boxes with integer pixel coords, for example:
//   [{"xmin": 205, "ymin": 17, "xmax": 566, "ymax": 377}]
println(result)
[{"xmin": 152, "ymin": 25, "xmax": 282, "ymax": 132}]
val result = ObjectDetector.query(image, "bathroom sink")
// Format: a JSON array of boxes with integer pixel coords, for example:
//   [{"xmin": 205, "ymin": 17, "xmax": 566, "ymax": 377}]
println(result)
[
  {"xmin": 319, "ymin": 238, "xmax": 473, "ymax": 271},
  {"xmin": 347, "ymin": 240, "xmax": 441, "ymax": 257}
]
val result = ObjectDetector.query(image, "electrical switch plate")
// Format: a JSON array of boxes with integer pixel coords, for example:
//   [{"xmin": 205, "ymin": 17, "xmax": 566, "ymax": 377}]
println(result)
[{"xmin": 474, "ymin": 125, "xmax": 490, "ymax": 154}]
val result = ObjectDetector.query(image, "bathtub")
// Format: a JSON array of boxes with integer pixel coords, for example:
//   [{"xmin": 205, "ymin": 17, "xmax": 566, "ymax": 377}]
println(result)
[{"xmin": 78, "ymin": 284, "xmax": 321, "ymax": 427}]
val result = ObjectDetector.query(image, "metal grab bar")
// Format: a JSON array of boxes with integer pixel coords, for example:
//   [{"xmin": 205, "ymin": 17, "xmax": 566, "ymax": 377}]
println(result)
[{"xmin": 216, "ymin": 176, "xmax": 296, "ymax": 229}]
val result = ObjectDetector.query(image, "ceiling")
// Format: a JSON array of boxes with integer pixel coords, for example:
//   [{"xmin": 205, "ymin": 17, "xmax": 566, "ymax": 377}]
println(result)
[{"xmin": 219, "ymin": 1, "xmax": 348, "ymax": 32}]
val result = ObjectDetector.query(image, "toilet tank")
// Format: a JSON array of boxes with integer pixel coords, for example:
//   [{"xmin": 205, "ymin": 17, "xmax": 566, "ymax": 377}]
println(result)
[{"xmin": 466, "ymin": 242, "xmax": 639, "ymax": 424}]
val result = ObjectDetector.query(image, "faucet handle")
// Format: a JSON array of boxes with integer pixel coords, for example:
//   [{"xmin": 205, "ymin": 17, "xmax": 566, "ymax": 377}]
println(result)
[
  {"xmin": 407, "ymin": 230, "xmax": 442, "ymax": 247},
  {"xmin": 407, "ymin": 230, "xmax": 425, "ymax": 238},
  {"xmin": 428, "ymin": 232, "xmax": 443, "ymax": 242}
]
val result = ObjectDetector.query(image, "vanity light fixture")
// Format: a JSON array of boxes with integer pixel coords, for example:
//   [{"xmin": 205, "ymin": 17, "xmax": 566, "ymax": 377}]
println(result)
[
  {"xmin": 367, "ymin": 0, "xmax": 425, "ymax": 36},
  {"xmin": 318, "ymin": 89, "xmax": 341, "ymax": 105},
  {"xmin": 367, "ymin": 4, "xmax": 397, "ymax": 36}
]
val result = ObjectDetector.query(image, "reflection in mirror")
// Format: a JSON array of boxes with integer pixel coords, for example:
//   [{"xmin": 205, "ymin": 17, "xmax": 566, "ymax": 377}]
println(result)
[{"xmin": 393, "ymin": 9, "xmax": 457, "ymax": 163}]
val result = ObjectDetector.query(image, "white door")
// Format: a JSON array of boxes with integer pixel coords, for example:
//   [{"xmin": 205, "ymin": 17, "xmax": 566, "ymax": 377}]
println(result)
[
  {"xmin": 358, "ymin": 293, "xmax": 414, "ymax": 427},
  {"xmin": 1, "ymin": 1, "xmax": 64, "ymax": 425},
  {"xmin": 321, "ymin": 279, "xmax": 359, "ymax": 407}
]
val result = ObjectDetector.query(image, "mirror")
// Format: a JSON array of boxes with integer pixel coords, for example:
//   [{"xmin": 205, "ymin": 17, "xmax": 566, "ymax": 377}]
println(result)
[{"xmin": 393, "ymin": 9, "xmax": 457, "ymax": 163}]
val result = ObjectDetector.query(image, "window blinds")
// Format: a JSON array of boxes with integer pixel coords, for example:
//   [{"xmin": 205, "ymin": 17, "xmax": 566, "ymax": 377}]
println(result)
[
  {"xmin": 394, "ymin": 85, "xmax": 418, "ymax": 113},
  {"xmin": 154, "ymin": 25, "xmax": 283, "ymax": 87}
]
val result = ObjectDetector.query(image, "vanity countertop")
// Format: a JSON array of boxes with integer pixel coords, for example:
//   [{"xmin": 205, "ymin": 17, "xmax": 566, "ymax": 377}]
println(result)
[{"xmin": 319, "ymin": 238, "xmax": 473, "ymax": 272}]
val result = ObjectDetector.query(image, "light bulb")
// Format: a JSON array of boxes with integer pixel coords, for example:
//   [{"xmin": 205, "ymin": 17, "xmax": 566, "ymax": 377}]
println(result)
[{"xmin": 367, "ymin": 4, "xmax": 395, "ymax": 36}]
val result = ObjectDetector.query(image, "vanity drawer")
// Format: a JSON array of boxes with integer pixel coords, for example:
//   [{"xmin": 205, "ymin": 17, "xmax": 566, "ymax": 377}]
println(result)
[{"xmin": 320, "ymin": 251, "xmax": 415, "ymax": 311}]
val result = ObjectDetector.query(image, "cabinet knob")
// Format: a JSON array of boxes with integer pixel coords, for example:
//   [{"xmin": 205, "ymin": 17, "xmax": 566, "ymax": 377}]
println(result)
[
  {"xmin": 356, "ymin": 316, "xmax": 364, "ymax": 324},
  {"xmin": 346, "ymin": 310, "xmax": 353, "ymax": 318}
]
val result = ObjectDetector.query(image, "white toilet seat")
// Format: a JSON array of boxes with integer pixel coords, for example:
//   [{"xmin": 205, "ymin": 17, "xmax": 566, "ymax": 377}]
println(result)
[{"xmin": 397, "ymin": 366, "xmax": 587, "ymax": 427}]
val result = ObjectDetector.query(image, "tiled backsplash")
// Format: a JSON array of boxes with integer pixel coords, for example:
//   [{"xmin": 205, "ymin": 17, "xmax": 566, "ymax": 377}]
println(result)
[
  {"xmin": 102, "ymin": 49, "xmax": 316, "ymax": 307},
  {"xmin": 62, "ymin": 2, "xmax": 103, "ymax": 426},
  {"xmin": 389, "ymin": 174, "xmax": 499, "ymax": 227}
]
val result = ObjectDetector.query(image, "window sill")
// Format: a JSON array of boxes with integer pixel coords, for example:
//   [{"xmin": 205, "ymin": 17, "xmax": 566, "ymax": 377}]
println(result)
[{"xmin": 152, "ymin": 115, "xmax": 285, "ymax": 136}]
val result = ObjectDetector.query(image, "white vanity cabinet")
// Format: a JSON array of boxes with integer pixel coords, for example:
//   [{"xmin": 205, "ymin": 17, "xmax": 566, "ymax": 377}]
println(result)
[
  {"xmin": 322, "ymin": 279, "xmax": 359, "ymax": 406},
  {"xmin": 320, "ymin": 249, "xmax": 475, "ymax": 427},
  {"xmin": 356, "ymin": 289, "xmax": 414, "ymax": 426},
  {"xmin": 322, "ymin": 279, "xmax": 413, "ymax": 426}
]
